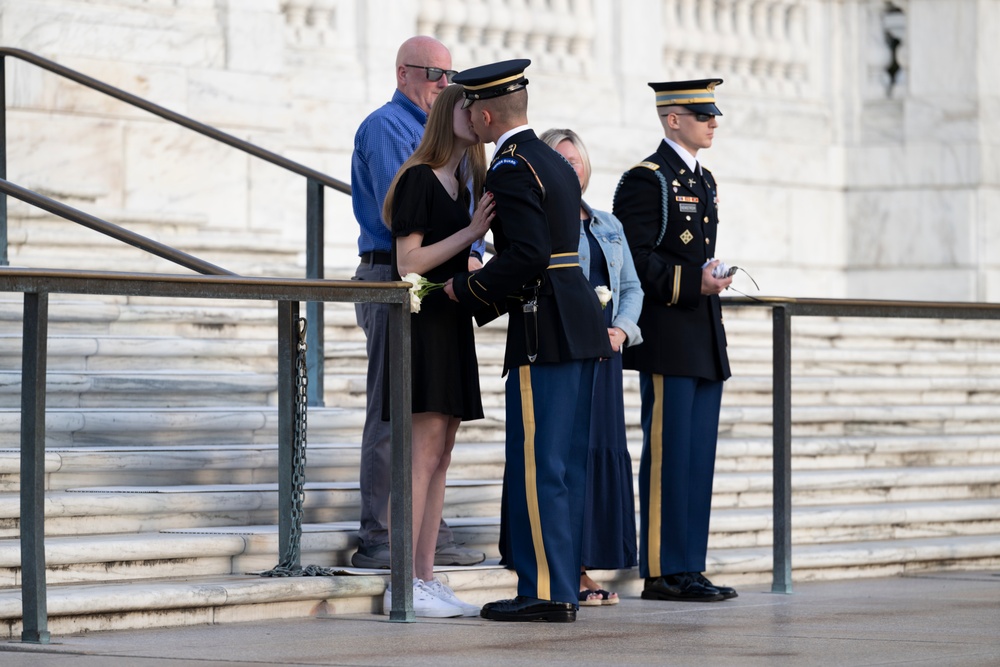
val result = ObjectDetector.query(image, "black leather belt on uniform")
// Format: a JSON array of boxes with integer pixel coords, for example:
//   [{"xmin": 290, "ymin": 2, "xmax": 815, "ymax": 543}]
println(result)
[{"xmin": 360, "ymin": 251, "xmax": 392, "ymax": 265}]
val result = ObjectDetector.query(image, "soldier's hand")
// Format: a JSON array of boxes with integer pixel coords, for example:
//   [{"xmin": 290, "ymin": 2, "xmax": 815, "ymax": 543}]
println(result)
[{"xmin": 701, "ymin": 260, "xmax": 733, "ymax": 295}]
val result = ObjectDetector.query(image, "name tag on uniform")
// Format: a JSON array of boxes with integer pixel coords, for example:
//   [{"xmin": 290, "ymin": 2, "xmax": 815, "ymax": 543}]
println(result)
[{"xmin": 679, "ymin": 203, "xmax": 698, "ymax": 212}]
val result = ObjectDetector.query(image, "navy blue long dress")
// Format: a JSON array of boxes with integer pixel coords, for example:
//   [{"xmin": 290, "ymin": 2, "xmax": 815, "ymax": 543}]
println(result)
[{"xmin": 580, "ymin": 222, "xmax": 638, "ymax": 571}]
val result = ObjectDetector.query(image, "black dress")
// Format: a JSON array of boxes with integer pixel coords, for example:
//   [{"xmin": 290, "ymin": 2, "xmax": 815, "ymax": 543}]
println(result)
[
  {"xmin": 387, "ymin": 164, "xmax": 484, "ymax": 421},
  {"xmin": 580, "ymin": 222, "xmax": 638, "ymax": 570}
]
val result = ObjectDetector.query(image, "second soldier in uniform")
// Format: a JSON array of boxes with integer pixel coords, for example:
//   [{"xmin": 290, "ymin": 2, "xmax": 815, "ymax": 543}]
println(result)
[{"xmin": 614, "ymin": 78, "xmax": 739, "ymax": 603}]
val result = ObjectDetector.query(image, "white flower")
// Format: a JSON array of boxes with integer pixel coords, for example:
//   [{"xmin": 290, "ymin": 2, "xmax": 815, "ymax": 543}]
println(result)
[
  {"xmin": 401, "ymin": 272, "xmax": 445, "ymax": 313},
  {"xmin": 595, "ymin": 285, "xmax": 612, "ymax": 309}
]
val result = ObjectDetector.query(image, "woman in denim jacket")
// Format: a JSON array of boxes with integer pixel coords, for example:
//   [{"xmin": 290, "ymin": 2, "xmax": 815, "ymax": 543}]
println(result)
[{"xmin": 541, "ymin": 129, "xmax": 643, "ymax": 605}]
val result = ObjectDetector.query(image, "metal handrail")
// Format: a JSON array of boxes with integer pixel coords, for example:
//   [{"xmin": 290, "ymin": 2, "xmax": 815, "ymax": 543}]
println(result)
[
  {"xmin": 720, "ymin": 295, "xmax": 1000, "ymax": 593},
  {"xmin": 0, "ymin": 267, "xmax": 416, "ymax": 641},
  {"xmin": 0, "ymin": 46, "xmax": 350, "ymax": 405}
]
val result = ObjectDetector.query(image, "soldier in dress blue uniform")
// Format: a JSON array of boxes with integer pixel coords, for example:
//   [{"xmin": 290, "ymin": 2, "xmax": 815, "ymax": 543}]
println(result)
[
  {"xmin": 444, "ymin": 59, "xmax": 613, "ymax": 622},
  {"xmin": 613, "ymin": 78, "xmax": 739, "ymax": 602}
]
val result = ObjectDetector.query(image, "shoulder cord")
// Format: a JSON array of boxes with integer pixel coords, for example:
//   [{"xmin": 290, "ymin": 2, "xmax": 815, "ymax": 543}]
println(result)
[{"xmin": 613, "ymin": 168, "xmax": 669, "ymax": 246}]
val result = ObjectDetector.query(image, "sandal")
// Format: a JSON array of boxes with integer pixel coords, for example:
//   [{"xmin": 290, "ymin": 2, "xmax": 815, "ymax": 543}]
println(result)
[
  {"xmin": 578, "ymin": 588, "xmax": 619, "ymax": 606},
  {"xmin": 593, "ymin": 589, "xmax": 619, "ymax": 605}
]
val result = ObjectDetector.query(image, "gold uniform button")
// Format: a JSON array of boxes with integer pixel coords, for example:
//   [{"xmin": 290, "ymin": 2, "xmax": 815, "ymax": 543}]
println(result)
[
  {"xmin": 705, "ymin": 238, "xmax": 710, "ymax": 244},
  {"xmin": 703, "ymin": 216, "xmax": 709, "ymax": 223}
]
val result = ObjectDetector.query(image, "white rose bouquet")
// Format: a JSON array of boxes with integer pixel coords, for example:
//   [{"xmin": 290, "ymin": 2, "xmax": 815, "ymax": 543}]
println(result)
[
  {"xmin": 594, "ymin": 285, "xmax": 612, "ymax": 309},
  {"xmin": 401, "ymin": 272, "xmax": 445, "ymax": 313}
]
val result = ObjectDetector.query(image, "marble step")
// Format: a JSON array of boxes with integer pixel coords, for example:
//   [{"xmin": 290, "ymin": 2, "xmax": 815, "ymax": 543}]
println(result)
[
  {"xmin": 0, "ymin": 480, "xmax": 502, "ymax": 539},
  {"xmin": 0, "ymin": 319, "xmax": 997, "ymax": 410},
  {"xmin": 0, "ymin": 371, "xmax": 278, "ymax": 408},
  {"xmin": 3, "ymin": 461, "xmax": 999, "ymax": 539},
  {"xmin": 3, "ymin": 496, "xmax": 999, "ymax": 589},
  {"xmin": 3, "ymin": 298, "xmax": 998, "ymax": 359},
  {"xmin": 0, "ymin": 443, "xmax": 368, "ymax": 491},
  {"xmin": 0, "ymin": 399, "xmax": 993, "ymax": 447},
  {"xmin": 4, "ymin": 433, "xmax": 1000, "ymax": 493},
  {"xmin": 717, "ymin": 312, "xmax": 1000, "ymax": 350},
  {"xmin": 708, "ymin": 498, "xmax": 1000, "ymax": 548},
  {"xmin": 0, "ymin": 298, "xmax": 364, "ymax": 340},
  {"xmin": 711, "ymin": 465, "xmax": 1000, "ymax": 509},
  {"xmin": 327, "ymin": 371, "xmax": 1000, "ymax": 409},
  {"xmin": 0, "ymin": 398, "xmax": 997, "ymax": 453},
  {"xmin": 7, "ymin": 212, "xmax": 304, "ymax": 278},
  {"xmin": 0, "ymin": 532, "xmax": 248, "ymax": 587},
  {"xmin": 0, "ymin": 406, "xmax": 371, "ymax": 448},
  {"xmin": 2, "ymin": 363, "xmax": 997, "ymax": 411},
  {"xmin": 2, "ymin": 533, "xmax": 1000, "ymax": 636},
  {"xmin": 5, "ymin": 294, "xmax": 998, "ymax": 345},
  {"xmin": 0, "ymin": 336, "xmax": 278, "ymax": 372},
  {"xmin": 322, "ymin": 339, "xmax": 1000, "ymax": 375}
]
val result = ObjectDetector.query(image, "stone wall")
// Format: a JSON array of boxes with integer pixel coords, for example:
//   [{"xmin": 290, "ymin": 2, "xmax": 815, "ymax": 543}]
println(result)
[{"xmin": 0, "ymin": 0, "xmax": 996, "ymax": 300}]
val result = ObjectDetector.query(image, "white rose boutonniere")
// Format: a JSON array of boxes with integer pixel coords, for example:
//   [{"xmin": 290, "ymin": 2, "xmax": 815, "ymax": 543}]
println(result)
[
  {"xmin": 401, "ymin": 272, "xmax": 445, "ymax": 313},
  {"xmin": 594, "ymin": 285, "xmax": 612, "ymax": 309}
]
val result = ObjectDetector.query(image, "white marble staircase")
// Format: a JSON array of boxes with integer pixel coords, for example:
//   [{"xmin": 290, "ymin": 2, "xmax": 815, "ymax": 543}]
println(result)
[{"xmin": 0, "ymin": 288, "xmax": 999, "ymax": 636}]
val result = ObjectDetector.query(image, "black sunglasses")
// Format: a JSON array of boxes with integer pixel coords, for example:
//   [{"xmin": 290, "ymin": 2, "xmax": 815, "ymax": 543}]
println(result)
[
  {"xmin": 670, "ymin": 112, "xmax": 716, "ymax": 123},
  {"xmin": 405, "ymin": 64, "xmax": 458, "ymax": 83}
]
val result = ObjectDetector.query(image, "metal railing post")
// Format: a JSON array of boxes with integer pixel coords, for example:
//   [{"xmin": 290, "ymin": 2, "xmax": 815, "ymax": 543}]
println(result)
[
  {"xmin": 1, "ymin": 54, "xmax": 8, "ymax": 266},
  {"xmin": 388, "ymin": 296, "xmax": 414, "ymax": 621},
  {"xmin": 305, "ymin": 178, "xmax": 325, "ymax": 407},
  {"xmin": 20, "ymin": 291, "xmax": 50, "ymax": 643},
  {"xmin": 772, "ymin": 305, "xmax": 793, "ymax": 594},
  {"xmin": 277, "ymin": 299, "xmax": 301, "ymax": 567}
]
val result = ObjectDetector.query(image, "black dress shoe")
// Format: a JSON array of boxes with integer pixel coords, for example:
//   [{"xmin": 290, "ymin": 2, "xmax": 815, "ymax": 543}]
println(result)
[
  {"xmin": 641, "ymin": 574, "xmax": 724, "ymax": 602},
  {"xmin": 480, "ymin": 596, "xmax": 577, "ymax": 622},
  {"xmin": 693, "ymin": 573, "xmax": 738, "ymax": 599}
]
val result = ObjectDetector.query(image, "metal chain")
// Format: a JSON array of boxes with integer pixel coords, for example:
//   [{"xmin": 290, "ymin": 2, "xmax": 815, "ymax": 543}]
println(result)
[{"xmin": 259, "ymin": 316, "xmax": 339, "ymax": 577}]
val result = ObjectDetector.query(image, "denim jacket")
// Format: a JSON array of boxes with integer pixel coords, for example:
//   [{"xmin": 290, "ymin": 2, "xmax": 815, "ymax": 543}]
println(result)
[{"xmin": 578, "ymin": 202, "xmax": 643, "ymax": 347}]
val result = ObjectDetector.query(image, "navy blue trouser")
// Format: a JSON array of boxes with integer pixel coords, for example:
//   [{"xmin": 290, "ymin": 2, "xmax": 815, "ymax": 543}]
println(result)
[
  {"xmin": 503, "ymin": 360, "xmax": 596, "ymax": 605},
  {"xmin": 637, "ymin": 373, "xmax": 723, "ymax": 579}
]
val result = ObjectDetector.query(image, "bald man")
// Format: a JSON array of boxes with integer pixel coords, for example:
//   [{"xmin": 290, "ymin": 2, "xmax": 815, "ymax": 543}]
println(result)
[{"xmin": 349, "ymin": 36, "xmax": 485, "ymax": 569}]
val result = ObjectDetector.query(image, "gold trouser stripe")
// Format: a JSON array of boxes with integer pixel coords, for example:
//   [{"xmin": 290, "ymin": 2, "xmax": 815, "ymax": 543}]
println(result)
[
  {"xmin": 519, "ymin": 365, "xmax": 550, "ymax": 599},
  {"xmin": 669, "ymin": 266, "xmax": 681, "ymax": 305},
  {"xmin": 648, "ymin": 373, "xmax": 664, "ymax": 578}
]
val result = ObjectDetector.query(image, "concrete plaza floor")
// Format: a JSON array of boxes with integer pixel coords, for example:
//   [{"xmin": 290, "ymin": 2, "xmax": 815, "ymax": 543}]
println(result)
[{"xmin": 1, "ymin": 570, "xmax": 998, "ymax": 666}]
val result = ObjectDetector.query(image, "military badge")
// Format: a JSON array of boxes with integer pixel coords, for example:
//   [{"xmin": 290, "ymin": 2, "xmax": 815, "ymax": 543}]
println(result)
[{"xmin": 491, "ymin": 157, "xmax": 519, "ymax": 170}]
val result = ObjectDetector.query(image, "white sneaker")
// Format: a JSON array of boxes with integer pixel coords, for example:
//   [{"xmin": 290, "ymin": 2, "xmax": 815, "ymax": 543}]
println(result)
[
  {"xmin": 382, "ymin": 578, "xmax": 464, "ymax": 618},
  {"xmin": 424, "ymin": 577, "xmax": 481, "ymax": 617}
]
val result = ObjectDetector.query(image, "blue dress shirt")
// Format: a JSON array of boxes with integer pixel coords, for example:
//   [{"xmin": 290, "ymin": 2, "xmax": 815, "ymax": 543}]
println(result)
[{"xmin": 351, "ymin": 90, "xmax": 427, "ymax": 255}]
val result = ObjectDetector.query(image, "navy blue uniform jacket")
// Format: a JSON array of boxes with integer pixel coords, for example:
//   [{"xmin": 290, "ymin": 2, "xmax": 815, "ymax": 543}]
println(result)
[
  {"xmin": 613, "ymin": 141, "xmax": 730, "ymax": 381},
  {"xmin": 453, "ymin": 129, "xmax": 612, "ymax": 373}
]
